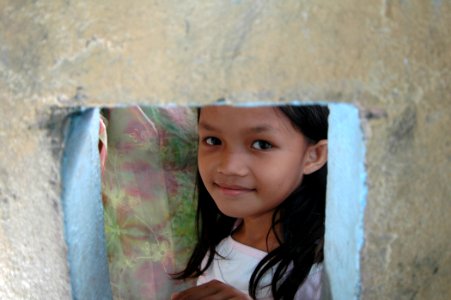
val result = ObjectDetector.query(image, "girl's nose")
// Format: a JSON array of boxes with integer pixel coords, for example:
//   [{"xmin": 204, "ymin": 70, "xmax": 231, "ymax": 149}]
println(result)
[{"xmin": 216, "ymin": 151, "xmax": 248, "ymax": 176}]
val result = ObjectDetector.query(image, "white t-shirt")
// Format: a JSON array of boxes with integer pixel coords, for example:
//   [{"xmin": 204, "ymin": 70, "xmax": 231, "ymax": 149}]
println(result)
[{"xmin": 197, "ymin": 236, "xmax": 322, "ymax": 300}]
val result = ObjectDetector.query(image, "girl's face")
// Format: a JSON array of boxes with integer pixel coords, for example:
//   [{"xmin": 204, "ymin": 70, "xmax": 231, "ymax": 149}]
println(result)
[{"xmin": 198, "ymin": 106, "xmax": 314, "ymax": 222}]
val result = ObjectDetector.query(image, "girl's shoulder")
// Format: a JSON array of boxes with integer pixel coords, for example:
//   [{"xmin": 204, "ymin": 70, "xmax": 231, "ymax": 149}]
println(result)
[
  {"xmin": 309, "ymin": 263, "xmax": 322, "ymax": 276},
  {"xmin": 295, "ymin": 263, "xmax": 323, "ymax": 300}
]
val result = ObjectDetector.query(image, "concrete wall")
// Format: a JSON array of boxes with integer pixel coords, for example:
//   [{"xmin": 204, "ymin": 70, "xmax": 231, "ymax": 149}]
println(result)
[{"xmin": 0, "ymin": 1, "xmax": 449, "ymax": 299}]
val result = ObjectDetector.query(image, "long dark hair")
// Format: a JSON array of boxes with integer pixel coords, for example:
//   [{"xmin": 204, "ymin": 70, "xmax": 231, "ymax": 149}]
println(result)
[{"xmin": 173, "ymin": 105, "xmax": 329, "ymax": 300}]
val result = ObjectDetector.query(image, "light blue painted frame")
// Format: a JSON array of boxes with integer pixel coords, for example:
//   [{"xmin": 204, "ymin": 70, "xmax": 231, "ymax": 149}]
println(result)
[
  {"xmin": 61, "ymin": 108, "xmax": 112, "ymax": 300},
  {"xmin": 325, "ymin": 103, "xmax": 367, "ymax": 299}
]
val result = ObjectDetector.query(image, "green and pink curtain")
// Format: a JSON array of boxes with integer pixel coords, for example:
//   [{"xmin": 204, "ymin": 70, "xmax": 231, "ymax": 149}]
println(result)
[{"xmin": 100, "ymin": 106, "xmax": 198, "ymax": 299}]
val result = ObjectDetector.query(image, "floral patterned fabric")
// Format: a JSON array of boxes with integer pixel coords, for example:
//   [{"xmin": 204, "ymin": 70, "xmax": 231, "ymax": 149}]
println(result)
[{"xmin": 101, "ymin": 106, "xmax": 198, "ymax": 299}]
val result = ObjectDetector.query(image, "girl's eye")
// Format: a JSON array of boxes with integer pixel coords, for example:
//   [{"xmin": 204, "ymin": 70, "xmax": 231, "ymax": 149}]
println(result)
[
  {"xmin": 203, "ymin": 137, "xmax": 221, "ymax": 146},
  {"xmin": 252, "ymin": 140, "xmax": 273, "ymax": 150}
]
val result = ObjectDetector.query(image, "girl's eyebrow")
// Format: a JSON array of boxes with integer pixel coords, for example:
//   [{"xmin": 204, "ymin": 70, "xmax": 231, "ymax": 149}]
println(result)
[
  {"xmin": 198, "ymin": 121, "xmax": 218, "ymax": 131},
  {"xmin": 246, "ymin": 125, "xmax": 278, "ymax": 134},
  {"xmin": 198, "ymin": 121, "xmax": 279, "ymax": 133}
]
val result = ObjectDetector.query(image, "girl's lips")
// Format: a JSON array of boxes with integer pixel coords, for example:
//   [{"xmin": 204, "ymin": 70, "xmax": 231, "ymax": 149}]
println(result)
[{"xmin": 214, "ymin": 183, "xmax": 255, "ymax": 196}]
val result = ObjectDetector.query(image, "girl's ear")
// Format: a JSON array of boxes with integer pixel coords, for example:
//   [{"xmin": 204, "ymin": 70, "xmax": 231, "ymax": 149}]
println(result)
[{"xmin": 303, "ymin": 140, "xmax": 328, "ymax": 175}]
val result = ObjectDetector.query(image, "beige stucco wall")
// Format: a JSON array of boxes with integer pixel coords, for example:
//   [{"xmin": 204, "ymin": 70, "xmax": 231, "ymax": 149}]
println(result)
[{"xmin": 0, "ymin": 1, "xmax": 449, "ymax": 299}]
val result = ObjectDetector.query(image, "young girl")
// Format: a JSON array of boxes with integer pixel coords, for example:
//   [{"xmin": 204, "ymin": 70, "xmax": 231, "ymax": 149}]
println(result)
[{"xmin": 172, "ymin": 105, "xmax": 328, "ymax": 300}]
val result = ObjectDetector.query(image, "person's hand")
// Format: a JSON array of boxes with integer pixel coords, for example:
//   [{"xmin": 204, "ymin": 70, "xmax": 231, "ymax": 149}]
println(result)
[{"xmin": 171, "ymin": 280, "xmax": 252, "ymax": 300}]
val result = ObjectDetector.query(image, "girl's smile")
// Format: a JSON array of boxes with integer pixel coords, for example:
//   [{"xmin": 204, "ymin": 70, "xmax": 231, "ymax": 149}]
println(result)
[{"xmin": 213, "ymin": 182, "xmax": 256, "ymax": 197}]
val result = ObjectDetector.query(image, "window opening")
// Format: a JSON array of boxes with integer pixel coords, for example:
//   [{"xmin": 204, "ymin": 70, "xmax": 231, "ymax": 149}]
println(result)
[{"xmin": 61, "ymin": 103, "xmax": 366, "ymax": 300}]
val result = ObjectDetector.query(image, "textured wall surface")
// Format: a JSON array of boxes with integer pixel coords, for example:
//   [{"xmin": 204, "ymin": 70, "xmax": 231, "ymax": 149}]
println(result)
[{"xmin": 0, "ymin": 1, "xmax": 450, "ymax": 299}]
